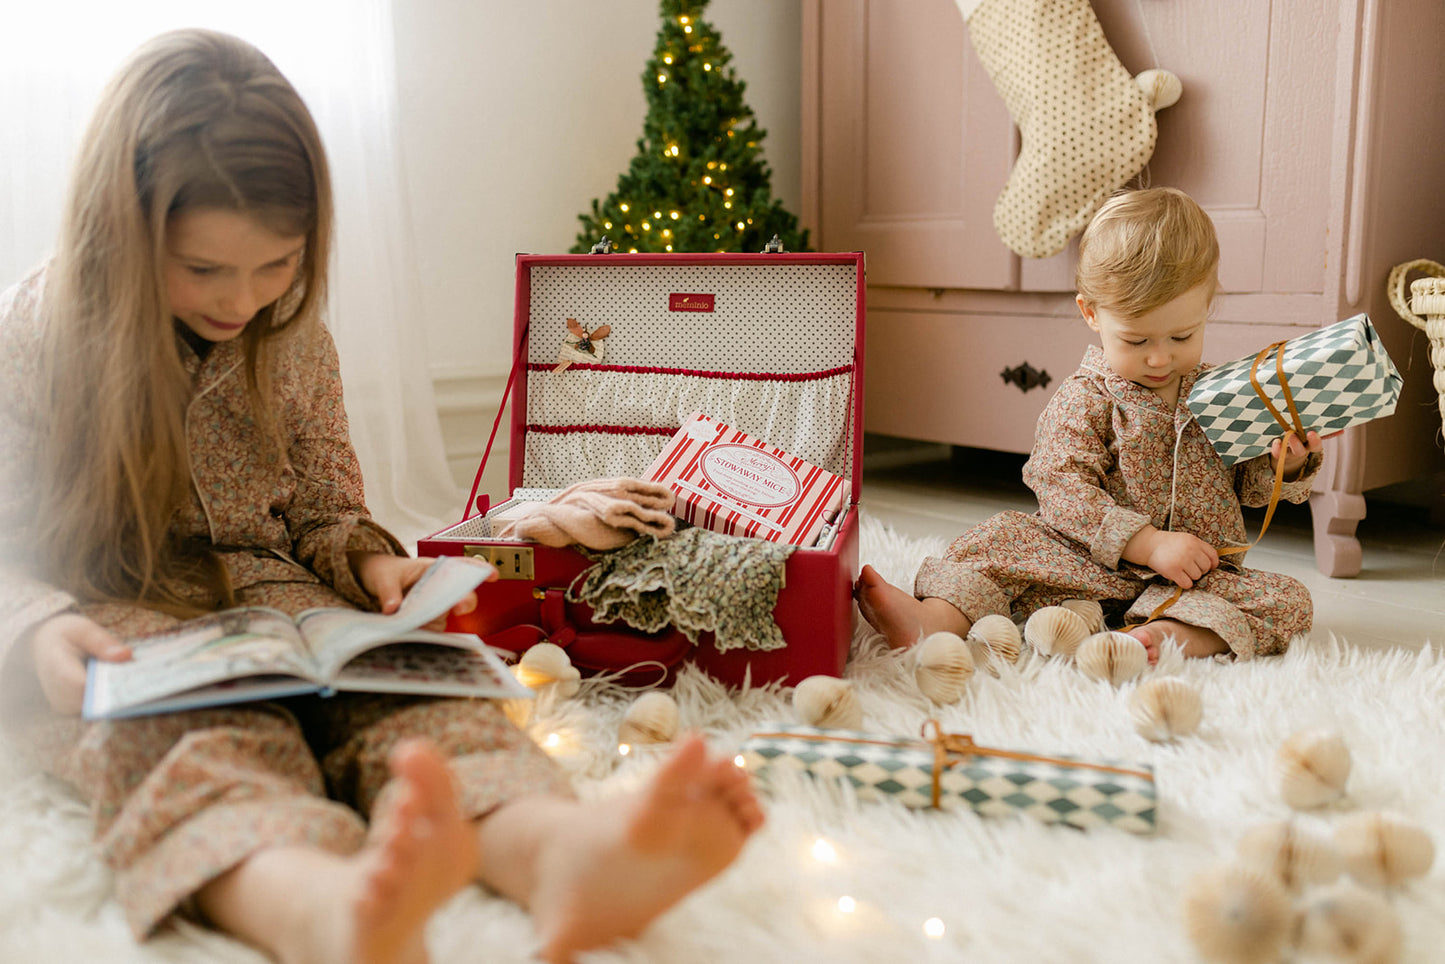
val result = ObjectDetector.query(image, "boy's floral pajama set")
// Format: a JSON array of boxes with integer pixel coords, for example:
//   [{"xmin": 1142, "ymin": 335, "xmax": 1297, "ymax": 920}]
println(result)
[
  {"xmin": 915, "ymin": 345, "xmax": 1320, "ymax": 659},
  {"xmin": 0, "ymin": 272, "xmax": 570, "ymax": 936}
]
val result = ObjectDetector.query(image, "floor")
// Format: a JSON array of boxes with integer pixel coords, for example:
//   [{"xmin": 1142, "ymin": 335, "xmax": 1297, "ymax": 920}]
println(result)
[{"xmin": 857, "ymin": 438, "xmax": 1445, "ymax": 653}]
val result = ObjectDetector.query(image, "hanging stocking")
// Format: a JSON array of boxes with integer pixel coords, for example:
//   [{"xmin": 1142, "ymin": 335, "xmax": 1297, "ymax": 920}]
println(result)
[{"xmin": 957, "ymin": 0, "xmax": 1181, "ymax": 258}]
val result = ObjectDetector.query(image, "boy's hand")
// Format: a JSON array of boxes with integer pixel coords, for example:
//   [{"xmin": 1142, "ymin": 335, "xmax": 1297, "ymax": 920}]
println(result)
[
  {"xmin": 29, "ymin": 614, "xmax": 130, "ymax": 716},
  {"xmin": 348, "ymin": 552, "xmax": 490, "ymax": 626},
  {"xmin": 1125, "ymin": 527, "xmax": 1219, "ymax": 589},
  {"xmin": 1269, "ymin": 430, "xmax": 1331, "ymax": 479}
]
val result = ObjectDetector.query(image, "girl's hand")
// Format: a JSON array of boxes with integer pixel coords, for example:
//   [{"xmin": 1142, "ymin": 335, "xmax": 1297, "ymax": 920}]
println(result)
[
  {"xmin": 1134, "ymin": 530, "xmax": 1219, "ymax": 589},
  {"xmin": 348, "ymin": 552, "xmax": 487, "ymax": 626},
  {"xmin": 1269, "ymin": 430, "xmax": 1331, "ymax": 478},
  {"xmin": 29, "ymin": 614, "xmax": 131, "ymax": 716}
]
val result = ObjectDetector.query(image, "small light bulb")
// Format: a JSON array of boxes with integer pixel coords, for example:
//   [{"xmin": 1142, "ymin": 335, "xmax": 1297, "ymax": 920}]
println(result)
[
  {"xmin": 619, "ymin": 203, "xmax": 629, "ymax": 212},
  {"xmin": 923, "ymin": 918, "xmax": 945, "ymax": 939},
  {"xmin": 603, "ymin": 221, "xmax": 612, "ymax": 229},
  {"xmin": 704, "ymin": 62, "xmax": 713, "ymax": 71},
  {"xmin": 679, "ymin": 15, "xmax": 689, "ymax": 24},
  {"xmin": 703, "ymin": 176, "xmax": 712, "ymax": 184},
  {"xmin": 724, "ymin": 201, "xmax": 732, "ymax": 209},
  {"xmin": 664, "ymin": 54, "xmax": 673, "ymax": 64},
  {"xmin": 665, "ymin": 244, "xmax": 673, "ymax": 251},
  {"xmin": 736, "ymin": 222, "xmax": 745, "ymax": 230},
  {"xmin": 725, "ymin": 188, "xmax": 734, "ymax": 197},
  {"xmin": 670, "ymin": 210, "xmax": 680, "ymax": 219},
  {"xmin": 811, "ymin": 838, "xmax": 837, "ymax": 863},
  {"xmin": 657, "ymin": 73, "xmax": 667, "ymax": 84},
  {"xmin": 719, "ymin": 163, "xmax": 728, "ymax": 171},
  {"xmin": 543, "ymin": 732, "xmax": 561, "ymax": 748},
  {"xmin": 684, "ymin": 24, "xmax": 693, "ymax": 33},
  {"xmin": 618, "ymin": 743, "xmax": 631, "ymax": 756},
  {"xmin": 642, "ymin": 221, "xmax": 651, "ymax": 230},
  {"xmin": 837, "ymin": 896, "xmax": 856, "ymax": 914},
  {"xmin": 654, "ymin": 210, "xmax": 662, "ymax": 219},
  {"xmin": 733, "ymin": 754, "xmax": 746, "ymax": 768}
]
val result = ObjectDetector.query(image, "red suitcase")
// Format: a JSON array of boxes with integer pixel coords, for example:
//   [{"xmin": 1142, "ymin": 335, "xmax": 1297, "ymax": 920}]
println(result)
[{"xmin": 418, "ymin": 251, "xmax": 865, "ymax": 688}]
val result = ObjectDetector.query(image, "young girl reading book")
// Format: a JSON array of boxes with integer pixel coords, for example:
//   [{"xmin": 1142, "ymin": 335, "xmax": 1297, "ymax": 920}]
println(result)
[
  {"xmin": 0, "ymin": 29, "xmax": 761, "ymax": 963},
  {"xmin": 856, "ymin": 187, "xmax": 1328, "ymax": 662}
]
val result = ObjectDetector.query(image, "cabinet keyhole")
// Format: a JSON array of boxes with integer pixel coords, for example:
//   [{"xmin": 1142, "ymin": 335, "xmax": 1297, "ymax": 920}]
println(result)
[{"xmin": 1000, "ymin": 362, "xmax": 1051, "ymax": 393}]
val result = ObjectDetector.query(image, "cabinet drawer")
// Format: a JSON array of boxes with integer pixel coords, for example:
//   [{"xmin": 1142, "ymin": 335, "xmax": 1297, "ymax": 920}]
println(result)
[
  {"xmin": 864, "ymin": 308, "xmax": 1317, "ymax": 453},
  {"xmin": 864, "ymin": 307, "xmax": 1091, "ymax": 453}
]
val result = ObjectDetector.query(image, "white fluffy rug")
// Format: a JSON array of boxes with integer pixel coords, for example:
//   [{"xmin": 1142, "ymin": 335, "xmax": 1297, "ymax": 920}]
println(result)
[{"xmin": 2, "ymin": 514, "xmax": 1443, "ymax": 963}]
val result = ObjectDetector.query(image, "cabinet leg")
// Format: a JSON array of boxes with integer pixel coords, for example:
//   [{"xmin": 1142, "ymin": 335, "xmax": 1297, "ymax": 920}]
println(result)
[{"xmin": 1307, "ymin": 490, "xmax": 1366, "ymax": 578}]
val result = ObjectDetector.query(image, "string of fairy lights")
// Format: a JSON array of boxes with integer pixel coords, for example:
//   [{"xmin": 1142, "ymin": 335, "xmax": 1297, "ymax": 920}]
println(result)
[
  {"xmin": 518, "ymin": 709, "xmax": 958, "ymax": 949},
  {"xmin": 602, "ymin": 11, "xmax": 760, "ymax": 253}
]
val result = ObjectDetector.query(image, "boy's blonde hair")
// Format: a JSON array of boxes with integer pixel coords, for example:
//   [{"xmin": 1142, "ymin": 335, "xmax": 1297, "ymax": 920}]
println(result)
[
  {"xmin": 33, "ymin": 28, "xmax": 333, "ymax": 613},
  {"xmin": 1075, "ymin": 187, "xmax": 1219, "ymax": 318}
]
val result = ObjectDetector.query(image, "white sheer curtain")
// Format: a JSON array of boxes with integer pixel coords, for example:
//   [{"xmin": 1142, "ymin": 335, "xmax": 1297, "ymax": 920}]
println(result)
[{"xmin": 0, "ymin": 1, "xmax": 459, "ymax": 547}]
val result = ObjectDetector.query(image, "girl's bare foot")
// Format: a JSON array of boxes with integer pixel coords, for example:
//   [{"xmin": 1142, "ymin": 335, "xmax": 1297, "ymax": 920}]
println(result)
[
  {"xmin": 1126, "ymin": 619, "xmax": 1229, "ymax": 664},
  {"xmin": 854, "ymin": 564, "xmax": 971, "ymax": 649},
  {"xmin": 351, "ymin": 739, "xmax": 481, "ymax": 963},
  {"xmin": 479, "ymin": 736, "xmax": 763, "ymax": 963},
  {"xmin": 198, "ymin": 739, "xmax": 477, "ymax": 964}
]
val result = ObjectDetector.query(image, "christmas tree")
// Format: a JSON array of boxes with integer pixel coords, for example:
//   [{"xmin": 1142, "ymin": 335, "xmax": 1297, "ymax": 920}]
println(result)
[{"xmin": 572, "ymin": 0, "xmax": 809, "ymax": 254}]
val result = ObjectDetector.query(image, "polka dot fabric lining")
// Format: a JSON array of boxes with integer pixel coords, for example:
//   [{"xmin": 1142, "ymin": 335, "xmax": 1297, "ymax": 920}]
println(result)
[
  {"xmin": 520, "ymin": 262, "xmax": 859, "ymax": 490},
  {"xmin": 966, "ymin": 0, "xmax": 1159, "ymax": 258}
]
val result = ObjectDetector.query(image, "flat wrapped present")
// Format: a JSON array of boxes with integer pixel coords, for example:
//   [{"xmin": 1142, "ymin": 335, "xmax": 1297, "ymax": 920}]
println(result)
[
  {"xmin": 738, "ymin": 723, "xmax": 1156, "ymax": 834},
  {"xmin": 644, "ymin": 411, "xmax": 851, "ymax": 548},
  {"xmin": 1186, "ymin": 314, "xmax": 1403, "ymax": 464}
]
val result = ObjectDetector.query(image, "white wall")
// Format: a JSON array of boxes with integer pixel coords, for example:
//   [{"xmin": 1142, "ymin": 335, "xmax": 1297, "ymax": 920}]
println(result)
[{"xmin": 391, "ymin": 1, "xmax": 802, "ymax": 493}]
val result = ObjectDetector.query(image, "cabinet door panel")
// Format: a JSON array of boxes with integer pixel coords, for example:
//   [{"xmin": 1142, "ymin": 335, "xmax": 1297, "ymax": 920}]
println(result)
[
  {"xmin": 811, "ymin": 0, "xmax": 1335, "ymax": 296},
  {"xmin": 816, "ymin": 0, "xmax": 1015, "ymax": 289}
]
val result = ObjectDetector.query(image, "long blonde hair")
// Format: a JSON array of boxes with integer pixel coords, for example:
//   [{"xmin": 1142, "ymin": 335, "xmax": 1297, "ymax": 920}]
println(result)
[
  {"xmin": 34, "ymin": 28, "xmax": 333, "ymax": 613},
  {"xmin": 1075, "ymin": 187, "xmax": 1219, "ymax": 318}
]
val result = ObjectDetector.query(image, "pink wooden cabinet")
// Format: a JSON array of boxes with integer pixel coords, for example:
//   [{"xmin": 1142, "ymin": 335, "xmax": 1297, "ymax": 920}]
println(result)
[{"xmin": 801, "ymin": 0, "xmax": 1445, "ymax": 576}]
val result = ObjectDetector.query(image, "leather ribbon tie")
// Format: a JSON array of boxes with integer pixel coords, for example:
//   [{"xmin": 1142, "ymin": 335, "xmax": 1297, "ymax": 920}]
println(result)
[{"xmin": 1130, "ymin": 340, "xmax": 1306, "ymax": 629}]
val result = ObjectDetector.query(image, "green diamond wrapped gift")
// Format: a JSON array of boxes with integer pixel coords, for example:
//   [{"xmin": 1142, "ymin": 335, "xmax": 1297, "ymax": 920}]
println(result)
[
  {"xmin": 738, "ymin": 722, "xmax": 1157, "ymax": 834},
  {"xmin": 1185, "ymin": 314, "xmax": 1402, "ymax": 465}
]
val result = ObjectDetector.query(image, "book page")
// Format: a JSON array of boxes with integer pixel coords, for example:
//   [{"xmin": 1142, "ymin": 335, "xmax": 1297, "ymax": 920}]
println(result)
[
  {"xmin": 295, "ymin": 556, "xmax": 496, "ymax": 671},
  {"xmin": 327, "ymin": 631, "xmax": 533, "ymax": 700},
  {"xmin": 84, "ymin": 608, "xmax": 312, "ymax": 719}
]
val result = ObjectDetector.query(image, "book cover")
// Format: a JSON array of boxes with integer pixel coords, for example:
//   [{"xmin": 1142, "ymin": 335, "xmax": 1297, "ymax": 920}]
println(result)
[{"xmin": 643, "ymin": 412, "xmax": 851, "ymax": 548}]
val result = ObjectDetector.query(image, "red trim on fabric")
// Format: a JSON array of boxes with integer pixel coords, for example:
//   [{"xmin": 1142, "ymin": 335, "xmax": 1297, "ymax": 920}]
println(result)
[
  {"xmin": 526, "ymin": 362, "xmax": 853, "ymax": 382},
  {"xmin": 524, "ymin": 423, "xmax": 679, "ymax": 436}
]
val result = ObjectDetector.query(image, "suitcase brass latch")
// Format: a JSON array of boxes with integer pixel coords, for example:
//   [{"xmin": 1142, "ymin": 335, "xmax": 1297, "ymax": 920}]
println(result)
[{"xmin": 463, "ymin": 545, "xmax": 535, "ymax": 580}]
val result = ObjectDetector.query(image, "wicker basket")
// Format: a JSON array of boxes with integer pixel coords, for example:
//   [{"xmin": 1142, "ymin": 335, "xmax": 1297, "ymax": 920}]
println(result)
[{"xmin": 1387, "ymin": 258, "xmax": 1445, "ymax": 439}]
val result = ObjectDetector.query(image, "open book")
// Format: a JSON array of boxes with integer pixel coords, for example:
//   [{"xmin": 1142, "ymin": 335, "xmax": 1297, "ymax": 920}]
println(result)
[{"xmin": 83, "ymin": 556, "xmax": 533, "ymax": 720}]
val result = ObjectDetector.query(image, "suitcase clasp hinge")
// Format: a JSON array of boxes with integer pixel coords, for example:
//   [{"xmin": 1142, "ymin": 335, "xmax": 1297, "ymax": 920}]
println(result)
[
  {"xmin": 463, "ymin": 545, "xmax": 535, "ymax": 580},
  {"xmin": 761, "ymin": 234, "xmax": 785, "ymax": 253},
  {"xmin": 589, "ymin": 236, "xmax": 614, "ymax": 254}
]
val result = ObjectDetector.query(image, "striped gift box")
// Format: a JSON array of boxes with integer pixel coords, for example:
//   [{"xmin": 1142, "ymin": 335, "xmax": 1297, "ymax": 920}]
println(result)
[{"xmin": 644, "ymin": 412, "xmax": 850, "ymax": 548}]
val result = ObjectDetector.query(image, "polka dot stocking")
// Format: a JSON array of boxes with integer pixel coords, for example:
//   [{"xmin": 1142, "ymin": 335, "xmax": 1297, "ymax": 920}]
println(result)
[{"xmin": 959, "ymin": 0, "xmax": 1179, "ymax": 258}]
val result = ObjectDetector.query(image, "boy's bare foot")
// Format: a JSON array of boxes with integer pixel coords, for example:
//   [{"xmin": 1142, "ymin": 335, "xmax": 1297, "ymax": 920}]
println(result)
[
  {"xmin": 1126, "ymin": 619, "xmax": 1229, "ymax": 664},
  {"xmin": 854, "ymin": 564, "xmax": 970, "ymax": 649},
  {"xmin": 200, "ymin": 739, "xmax": 477, "ymax": 964},
  {"xmin": 483, "ymin": 736, "xmax": 763, "ymax": 963}
]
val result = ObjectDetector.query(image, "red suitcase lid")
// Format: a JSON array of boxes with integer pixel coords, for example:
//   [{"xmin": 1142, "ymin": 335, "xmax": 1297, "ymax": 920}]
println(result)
[{"xmin": 468, "ymin": 251, "xmax": 865, "ymax": 518}]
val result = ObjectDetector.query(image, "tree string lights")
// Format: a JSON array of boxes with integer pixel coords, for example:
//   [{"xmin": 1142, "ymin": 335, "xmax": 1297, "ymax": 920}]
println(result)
[{"xmin": 571, "ymin": 0, "xmax": 808, "ymax": 254}]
